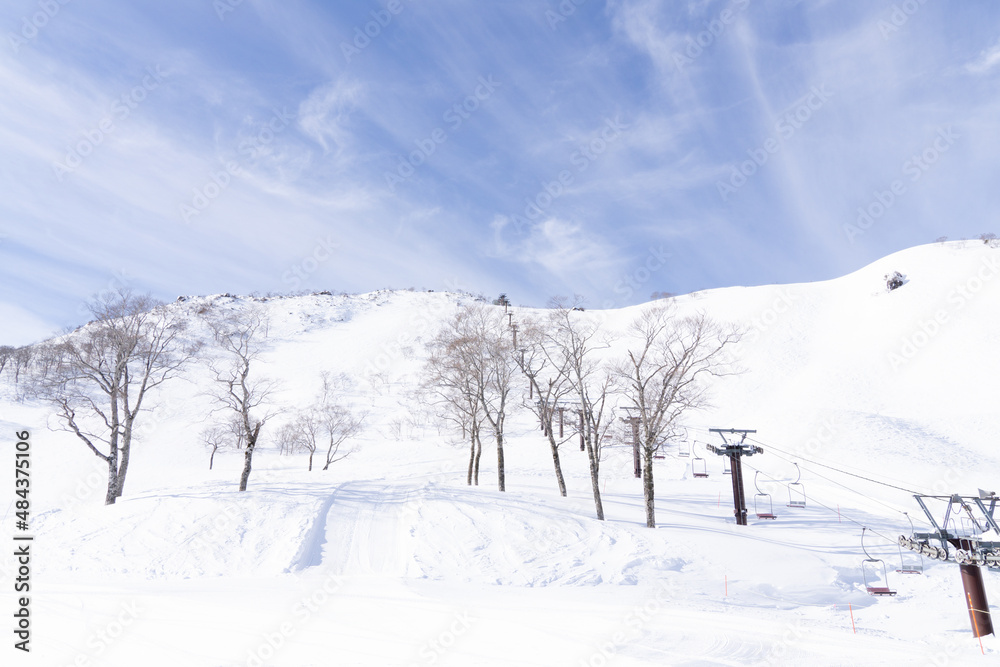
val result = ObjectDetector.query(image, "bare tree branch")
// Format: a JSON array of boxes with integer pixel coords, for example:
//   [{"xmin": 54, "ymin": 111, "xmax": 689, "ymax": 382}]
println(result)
[
  {"xmin": 28, "ymin": 287, "xmax": 198, "ymax": 504},
  {"xmin": 616, "ymin": 305, "xmax": 742, "ymax": 528},
  {"xmin": 203, "ymin": 306, "xmax": 278, "ymax": 492}
]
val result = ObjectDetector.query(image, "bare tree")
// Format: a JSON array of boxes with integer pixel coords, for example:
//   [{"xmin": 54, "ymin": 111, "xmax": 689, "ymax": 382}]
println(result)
[
  {"xmin": 275, "ymin": 417, "xmax": 316, "ymax": 468},
  {"xmin": 31, "ymin": 288, "xmax": 197, "ymax": 504},
  {"xmin": 226, "ymin": 415, "xmax": 247, "ymax": 450},
  {"xmin": 545, "ymin": 306, "xmax": 617, "ymax": 520},
  {"xmin": 477, "ymin": 307, "xmax": 518, "ymax": 492},
  {"xmin": 515, "ymin": 317, "xmax": 574, "ymax": 497},
  {"xmin": 317, "ymin": 404, "xmax": 363, "ymax": 470},
  {"xmin": 315, "ymin": 371, "xmax": 363, "ymax": 470},
  {"xmin": 0, "ymin": 345, "xmax": 14, "ymax": 377},
  {"xmin": 427, "ymin": 304, "xmax": 517, "ymax": 492},
  {"xmin": 205, "ymin": 307, "xmax": 277, "ymax": 492},
  {"xmin": 424, "ymin": 340, "xmax": 486, "ymax": 486},
  {"xmin": 276, "ymin": 373, "xmax": 363, "ymax": 472},
  {"xmin": 10, "ymin": 345, "xmax": 35, "ymax": 386},
  {"xmin": 616, "ymin": 306, "xmax": 741, "ymax": 528},
  {"xmin": 275, "ymin": 421, "xmax": 299, "ymax": 456},
  {"xmin": 201, "ymin": 424, "xmax": 232, "ymax": 470}
]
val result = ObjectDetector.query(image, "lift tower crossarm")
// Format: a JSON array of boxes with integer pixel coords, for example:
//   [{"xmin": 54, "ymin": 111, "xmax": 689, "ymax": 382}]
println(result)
[
  {"xmin": 905, "ymin": 493, "xmax": 1000, "ymax": 638},
  {"xmin": 973, "ymin": 497, "xmax": 1000, "ymax": 535}
]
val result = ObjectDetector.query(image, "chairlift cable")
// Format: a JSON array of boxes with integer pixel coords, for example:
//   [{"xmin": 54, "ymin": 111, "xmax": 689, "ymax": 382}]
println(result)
[
  {"xmin": 756, "ymin": 445, "xmax": 925, "ymax": 524},
  {"xmin": 678, "ymin": 426, "xmax": 928, "ymax": 538},
  {"xmin": 745, "ymin": 436, "xmax": 928, "ymax": 496},
  {"xmin": 679, "ymin": 425, "xmax": 926, "ymax": 494},
  {"xmin": 738, "ymin": 458, "xmax": 901, "ymax": 547}
]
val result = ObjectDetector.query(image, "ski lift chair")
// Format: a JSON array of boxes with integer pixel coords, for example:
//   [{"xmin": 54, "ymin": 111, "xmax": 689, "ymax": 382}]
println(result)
[
  {"xmin": 960, "ymin": 514, "xmax": 983, "ymax": 539},
  {"xmin": 896, "ymin": 513, "xmax": 923, "ymax": 575},
  {"xmin": 723, "ymin": 457, "xmax": 732, "ymax": 475},
  {"xmin": 692, "ymin": 455, "xmax": 709, "ymax": 478},
  {"xmin": 754, "ymin": 471, "xmax": 776, "ymax": 519},
  {"xmin": 787, "ymin": 463, "xmax": 806, "ymax": 508},
  {"xmin": 678, "ymin": 441, "xmax": 691, "ymax": 458},
  {"xmin": 862, "ymin": 528, "xmax": 897, "ymax": 596}
]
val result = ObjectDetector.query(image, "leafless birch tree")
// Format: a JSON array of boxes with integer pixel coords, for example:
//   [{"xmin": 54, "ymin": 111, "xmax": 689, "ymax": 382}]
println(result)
[
  {"xmin": 515, "ymin": 318, "xmax": 574, "ymax": 497},
  {"xmin": 205, "ymin": 307, "xmax": 277, "ymax": 492},
  {"xmin": 31, "ymin": 288, "xmax": 197, "ymax": 504},
  {"xmin": 276, "ymin": 373, "xmax": 363, "ymax": 472},
  {"xmin": 202, "ymin": 424, "xmax": 231, "ymax": 470},
  {"xmin": 544, "ymin": 305, "xmax": 617, "ymax": 520},
  {"xmin": 616, "ymin": 306, "xmax": 741, "ymax": 528},
  {"xmin": 317, "ymin": 404, "xmax": 363, "ymax": 470},
  {"xmin": 426, "ymin": 304, "xmax": 516, "ymax": 492}
]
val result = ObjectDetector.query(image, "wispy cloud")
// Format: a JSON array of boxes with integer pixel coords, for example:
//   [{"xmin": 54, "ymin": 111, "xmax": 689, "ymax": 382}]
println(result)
[
  {"xmin": 966, "ymin": 40, "xmax": 1000, "ymax": 75},
  {"xmin": 298, "ymin": 78, "xmax": 364, "ymax": 154},
  {"xmin": 2, "ymin": 0, "xmax": 1000, "ymax": 340}
]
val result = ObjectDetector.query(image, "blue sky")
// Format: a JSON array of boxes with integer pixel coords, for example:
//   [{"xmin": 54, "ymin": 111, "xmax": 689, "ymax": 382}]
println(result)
[{"xmin": 2, "ymin": 0, "xmax": 1000, "ymax": 344}]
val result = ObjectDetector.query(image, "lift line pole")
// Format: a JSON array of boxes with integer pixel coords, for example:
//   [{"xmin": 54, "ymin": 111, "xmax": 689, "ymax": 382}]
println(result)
[
  {"xmin": 628, "ymin": 417, "xmax": 641, "ymax": 478},
  {"xmin": 618, "ymin": 406, "xmax": 644, "ymax": 479},
  {"xmin": 706, "ymin": 428, "xmax": 760, "ymax": 526}
]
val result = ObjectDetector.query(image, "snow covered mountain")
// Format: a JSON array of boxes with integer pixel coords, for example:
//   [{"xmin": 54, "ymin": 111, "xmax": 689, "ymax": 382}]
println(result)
[{"xmin": 1, "ymin": 240, "xmax": 998, "ymax": 666}]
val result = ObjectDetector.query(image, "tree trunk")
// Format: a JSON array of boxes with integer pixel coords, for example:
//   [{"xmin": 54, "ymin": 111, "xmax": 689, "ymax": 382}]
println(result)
[
  {"xmin": 209, "ymin": 446, "xmax": 217, "ymax": 470},
  {"xmin": 239, "ymin": 445, "xmax": 254, "ymax": 491},
  {"xmin": 467, "ymin": 433, "xmax": 476, "ymax": 486},
  {"xmin": 545, "ymin": 428, "xmax": 567, "ymax": 497},
  {"xmin": 473, "ymin": 434, "xmax": 482, "ymax": 486},
  {"xmin": 115, "ymin": 426, "xmax": 133, "ymax": 500},
  {"xmin": 308, "ymin": 451, "xmax": 313, "ymax": 471},
  {"xmin": 104, "ymin": 456, "xmax": 119, "ymax": 505},
  {"xmin": 584, "ymin": 438, "xmax": 604, "ymax": 520},
  {"xmin": 642, "ymin": 445, "xmax": 655, "ymax": 528},
  {"xmin": 496, "ymin": 429, "xmax": 505, "ymax": 492},
  {"xmin": 239, "ymin": 423, "xmax": 262, "ymax": 492}
]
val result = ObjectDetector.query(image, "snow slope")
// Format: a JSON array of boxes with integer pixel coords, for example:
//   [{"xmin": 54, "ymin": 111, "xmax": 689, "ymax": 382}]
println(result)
[{"xmin": 1, "ymin": 241, "xmax": 999, "ymax": 666}]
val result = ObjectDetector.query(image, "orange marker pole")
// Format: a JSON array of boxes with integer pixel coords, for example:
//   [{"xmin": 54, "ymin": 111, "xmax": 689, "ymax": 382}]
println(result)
[{"xmin": 849, "ymin": 603, "xmax": 856, "ymax": 634}]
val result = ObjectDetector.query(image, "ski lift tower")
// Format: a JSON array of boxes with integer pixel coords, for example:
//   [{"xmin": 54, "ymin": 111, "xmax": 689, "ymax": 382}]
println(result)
[
  {"xmin": 620, "ymin": 406, "xmax": 643, "ymax": 479},
  {"xmin": 705, "ymin": 428, "xmax": 761, "ymax": 526},
  {"xmin": 900, "ymin": 490, "xmax": 1000, "ymax": 637}
]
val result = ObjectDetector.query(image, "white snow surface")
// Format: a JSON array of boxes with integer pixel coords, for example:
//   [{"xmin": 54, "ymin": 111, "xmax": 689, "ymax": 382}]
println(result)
[{"xmin": 2, "ymin": 241, "xmax": 999, "ymax": 665}]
